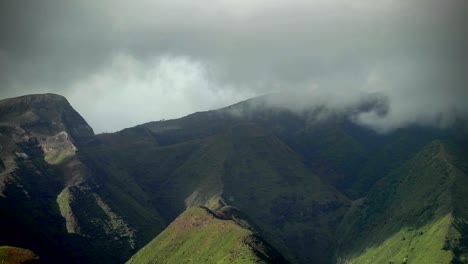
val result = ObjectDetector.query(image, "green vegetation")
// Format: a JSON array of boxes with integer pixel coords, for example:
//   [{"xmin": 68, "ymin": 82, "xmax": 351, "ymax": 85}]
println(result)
[
  {"xmin": 336, "ymin": 141, "xmax": 468, "ymax": 264},
  {"xmin": 1, "ymin": 94, "xmax": 467, "ymax": 264},
  {"xmin": 344, "ymin": 214, "xmax": 453, "ymax": 264},
  {"xmin": 44, "ymin": 148, "xmax": 75, "ymax": 165},
  {"xmin": 222, "ymin": 123, "xmax": 350, "ymax": 263},
  {"xmin": 126, "ymin": 207, "xmax": 272, "ymax": 264}
]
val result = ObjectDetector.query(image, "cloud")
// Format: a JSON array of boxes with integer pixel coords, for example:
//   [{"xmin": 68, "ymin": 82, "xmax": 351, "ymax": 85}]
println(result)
[
  {"xmin": 66, "ymin": 54, "xmax": 254, "ymax": 132},
  {"xmin": 0, "ymin": 0, "xmax": 466, "ymax": 133},
  {"xmin": 352, "ymin": 57, "xmax": 468, "ymax": 132}
]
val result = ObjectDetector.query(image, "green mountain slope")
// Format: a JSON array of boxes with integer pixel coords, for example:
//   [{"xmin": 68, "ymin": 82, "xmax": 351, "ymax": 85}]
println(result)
[
  {"xmin": 0, "ymin": 93, "xmax": 467, "ymax": 264},
  {"xmin": 221, "ymin": 123, "xmax": 350, "ymax": 263},
  {"xmin": 336, "ymin": 141, "xmax": 468, "ymax": 264},
  {"xmin": 127, "ymin": 206, "xmax": 286, "ymax": 264},
  {"xmin": 91, "ymin": 120, "xmax": 351, "ymax": 263}
]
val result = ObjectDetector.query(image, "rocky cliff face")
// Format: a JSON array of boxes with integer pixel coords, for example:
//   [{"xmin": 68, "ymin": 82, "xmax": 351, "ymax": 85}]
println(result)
[
  {"xmin": 0, "ymin": 94, "xmax": 94, "ymax": 187},
  {"xmin": 0, "ymin": 94, "xmax": 91, "ymax": 194},
  {"xmin": 0, "ymin": 93, "xmax": 94, "ymax": 139},
  {"xmin": 0, "ymin": 94, "xmax": 159, "ymax": 264}
]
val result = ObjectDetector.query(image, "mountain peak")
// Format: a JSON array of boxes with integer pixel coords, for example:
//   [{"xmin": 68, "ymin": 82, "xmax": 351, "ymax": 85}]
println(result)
[
  {"xmin": 0, "ymin": 93, "xmax": 68, "ymax": 106},
  {"xmin": 0, "ymin": 93, "xmax": 94, "ymax": 140}
]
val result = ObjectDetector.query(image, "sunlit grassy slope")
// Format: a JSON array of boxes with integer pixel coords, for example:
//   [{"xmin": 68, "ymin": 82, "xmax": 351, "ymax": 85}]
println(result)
[
  {"xmin": 336, "ymin": 141, "xmax": 468, "ymax": 264},
  {"xmin": 126, "ymin": 207, "xmax": 282, "ymax": 264}
]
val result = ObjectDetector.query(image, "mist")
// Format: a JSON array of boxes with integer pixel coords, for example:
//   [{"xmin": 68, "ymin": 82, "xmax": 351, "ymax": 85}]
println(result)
[{"xmin": 0, "ymin": 0, "xmax": 466, "ymax": 133}]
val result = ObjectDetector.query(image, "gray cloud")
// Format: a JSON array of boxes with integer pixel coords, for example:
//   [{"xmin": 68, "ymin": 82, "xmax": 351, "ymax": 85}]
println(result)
[{"xmin": 0, "ymin": 0, "xmax": 466, "ymax": 132}]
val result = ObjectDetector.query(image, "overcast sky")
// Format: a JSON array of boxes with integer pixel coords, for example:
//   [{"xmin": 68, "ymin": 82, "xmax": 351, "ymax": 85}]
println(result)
[{"xmin": 0, "ymin": 0, "xmax": 467, "ymax": 133}]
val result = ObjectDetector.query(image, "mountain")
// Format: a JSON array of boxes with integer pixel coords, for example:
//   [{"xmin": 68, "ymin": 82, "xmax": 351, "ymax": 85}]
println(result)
[
  {"xmin": 127, "ymin": 206, "xmax": 286, "ymax": 264},
  {"xmin": 336, "ymin": 140, "xmax": 468, "ymax": 263},
  {"xmin": 0, "ymin": 94, "xmax": 165, "ymax": 263},
  {"xmin": 0, "ymin": 93, "xmax": 466, "ymax": 264},
  {"xmin": 84, "ymin": 108, "xmax": 351, "ymax": 263}
]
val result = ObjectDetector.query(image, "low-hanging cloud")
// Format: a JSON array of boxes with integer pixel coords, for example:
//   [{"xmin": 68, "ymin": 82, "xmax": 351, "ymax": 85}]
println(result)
[
  {"xmin": 67, "ymin": 54, "xmax": 254, "ymax": 132},
  {"xmin": 0, "ymin": 0, "xmax": 466, "ymax": 133}
]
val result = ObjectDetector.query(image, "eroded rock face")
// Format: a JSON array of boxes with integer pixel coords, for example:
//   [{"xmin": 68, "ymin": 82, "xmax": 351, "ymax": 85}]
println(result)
[
  {"xmin": 0, "ymin": 94, "xmax": 93, "ymax": 195},
  {"xmin": 0, "ymin": 93, "xmax": 94, "ymax": 141},
  {"xmin": 0, "ymin": 94, "xmax": 140, "ymax": 263},
  {"xmin": 41, "ymin": 131, "xmax": 77, "ymax": 165}
]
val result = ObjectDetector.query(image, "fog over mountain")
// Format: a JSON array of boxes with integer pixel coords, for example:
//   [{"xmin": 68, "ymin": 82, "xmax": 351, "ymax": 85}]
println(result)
[{"xmin": 0, "ymin": 0, "xmax": 467, "ymax": 132}]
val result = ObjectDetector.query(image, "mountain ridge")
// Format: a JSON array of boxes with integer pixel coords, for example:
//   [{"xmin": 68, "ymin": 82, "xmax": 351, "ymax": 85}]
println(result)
[{"xmin": 0, "ymin": 93, "xmax": 466, "ymax": 264}]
